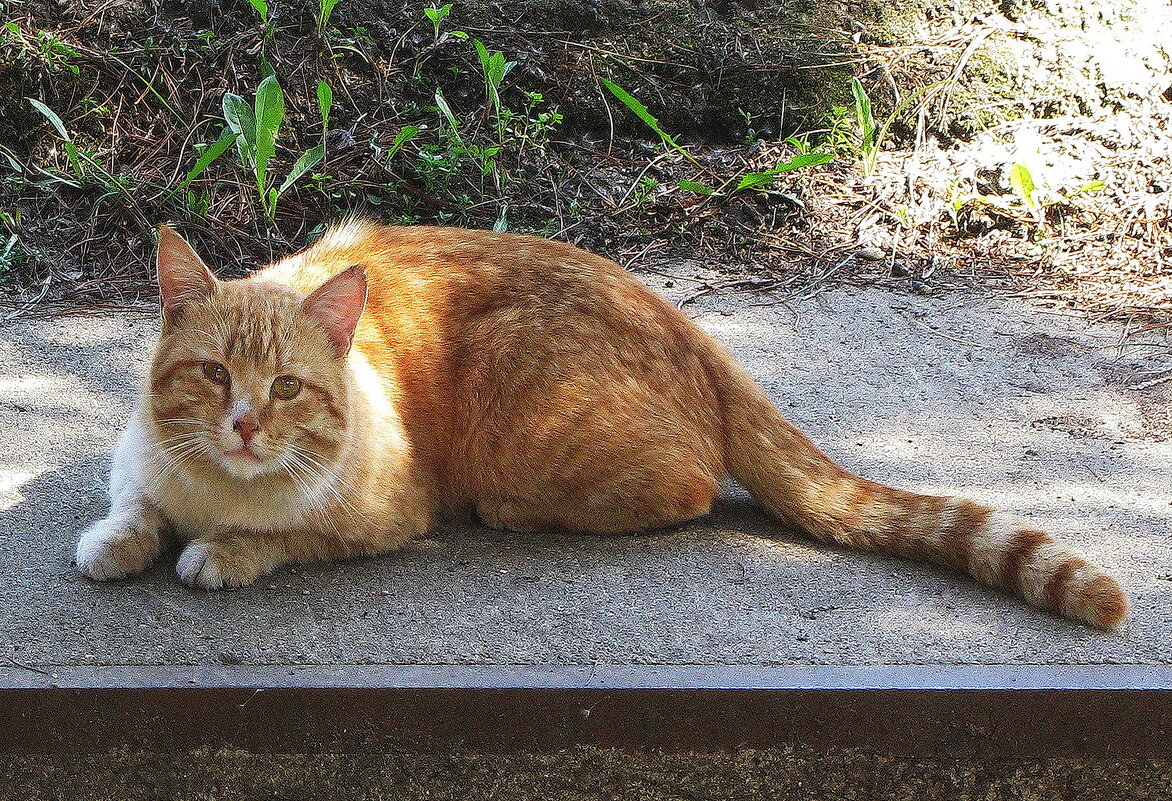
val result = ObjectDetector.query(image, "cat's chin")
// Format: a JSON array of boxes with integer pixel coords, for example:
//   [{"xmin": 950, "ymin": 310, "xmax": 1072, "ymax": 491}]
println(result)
[{"xmin": 216, "ymin": 449, "xmax": 281, "ymax": 481}]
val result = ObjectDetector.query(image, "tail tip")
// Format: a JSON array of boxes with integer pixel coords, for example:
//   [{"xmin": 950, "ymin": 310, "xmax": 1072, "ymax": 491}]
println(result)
[{"xmin": 1077, "ymin": 574, "xmax": 1129, "ymax": 630}]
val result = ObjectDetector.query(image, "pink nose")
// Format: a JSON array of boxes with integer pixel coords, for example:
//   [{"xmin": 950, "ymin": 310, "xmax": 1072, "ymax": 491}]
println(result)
[{"xmin": 232, "ymin": 412, "xmax": 260, "ymax": 445}]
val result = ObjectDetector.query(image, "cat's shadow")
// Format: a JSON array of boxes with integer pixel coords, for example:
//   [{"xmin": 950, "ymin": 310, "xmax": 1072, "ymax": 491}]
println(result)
[{"xmin": 1, "ymin": 454, "xmax": 1114, "ymax": 669}]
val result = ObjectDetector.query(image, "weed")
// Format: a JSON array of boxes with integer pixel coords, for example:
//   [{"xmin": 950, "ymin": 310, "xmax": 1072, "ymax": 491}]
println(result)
[
  {"xmin": 226, "ymin": 75, "xmax": 327, "ymax": 219},
  {"xmin": 472, "ymin": 39, "xmax": 516, "ymax": 140},
  {"xmin": 177, "ymin": 76, "xmax": 327, "ymax": 221},
  {"xmin": 27, "ymin": 99, "xmax": 84, "ymax": 184},
  {"xmin": 0, "ymin": 210, "xmax": 24, "ymax": 276},
  {"xmin": 2, "ymin": 23, "xmax": 81, "ymax": 74},
  {"xmin": 600, "ymin": 77, "xmax": 700, "ymax": 168},
  {"xmin": 848, "ymin": 77, "xmax": 950, "ymax": 177},
  {"xmin": 317, "ymin": 0, "xmax": 343, "ymax": 36},
  {"xmin": 519, "ymin": 92, "xmax": 562, "ymax": 144},
  {"xmin": 735, "ymin": 152, "xmax": 834, "ymax": 192},
  {"xmin": 316, "ymin": 81, "xmax": 333, "ymax": 163},
  {"xmin": 424, "ymin": 4, "xmax": 453, "ymax": 42},
  {"xmin": 737, "ymin": 107, "xmax": 760, "ymax": 145}
]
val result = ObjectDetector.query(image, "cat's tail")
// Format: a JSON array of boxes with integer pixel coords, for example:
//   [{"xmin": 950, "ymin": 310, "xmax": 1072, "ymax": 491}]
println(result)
[{"xmin": 716, "ymin": 359, "xmax": 1128, "ymax": 629}]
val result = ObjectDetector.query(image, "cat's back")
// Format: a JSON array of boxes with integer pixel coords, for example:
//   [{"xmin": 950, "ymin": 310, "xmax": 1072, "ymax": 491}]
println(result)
[
  {"xmin": 257, "ymin": 221, "xmax": 677, "ymax": 349},
  {"xmin": 257, "ymin": 221, "xmax": 625, "ymax": 297}
]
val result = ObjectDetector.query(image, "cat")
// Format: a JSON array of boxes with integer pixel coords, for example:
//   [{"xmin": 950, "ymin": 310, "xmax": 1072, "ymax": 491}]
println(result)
[{"xmin": 74, "ymin": 220, "xmax": 1129, "ymax": 629}]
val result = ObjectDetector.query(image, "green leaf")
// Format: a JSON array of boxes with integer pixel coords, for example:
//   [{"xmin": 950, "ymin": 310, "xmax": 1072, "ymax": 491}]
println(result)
[
  {"xmin": 253, "ymin": 75, "xmax": 285, "ymax": 197},
  {"xmin": 734, "ymin": 152, "xmax": 833, "ymax": 192},
  {"xmin": 278, "ymin": 144, "xmax": 325, "ymax": 194},
  {"xmin": 245, "ymin": 0, "xmax": 268, "ymax": 23},
  {"xmin": 1075, "ymin": 179, "xmax": 1105, "ymax": 196},
  {"xmin": 599, "ymin": 77, "xmax": 699, "ymax": 167},
  {"xmin": 385, "ymin": 125, "xmax": 421, "ymax": 159},
  {"xmin": 1010, "ymin": 162, "xmax": 1036, "ymax": 208},
  {"xmin": 850, "ymin": 77, "xmax": 874, "ymax": 151},
  {"xmin": 171, "ymin": 128, "xmax": 238, "ymax": 196},
  {"xmin": 27, "ymin": 98, "xmax": 72, "ymax": 142},
  {"xmin": 599, "ymin": 77, "xmax": 667, "ymax": 141},
  {"xmin": 677, "ymin": 179, "xmax": 713, "ymax": 195},
  {"xmin": 317, "ymin": 0, "xmax": 341, "ymax": 30},
  {"xmin": 222, "ymin": 92, "xmax": 257, "ymax": 167},
  {"xmin": 434, "ymin": 89, "xmax": 461, "ymax": 140},
  {"xmin": 316, "ymin": 81, "xmax": 333, "ymax": 131},
  {"xmin": 473, "ymin": 39, "xmax": 490, "ymax": 74},
  {"xmin": 779, "ymin": 152, "xmax": 833, "ymax": 170},
  {"xmin": 27, "ymin": 98, "xmax": 82, "ymax": 178}
]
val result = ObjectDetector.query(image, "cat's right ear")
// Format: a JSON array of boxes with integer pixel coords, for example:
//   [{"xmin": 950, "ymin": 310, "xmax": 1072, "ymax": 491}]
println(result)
[{"xmin": 157, "ymin": 224, "xmax": 217, "ymax": 324}]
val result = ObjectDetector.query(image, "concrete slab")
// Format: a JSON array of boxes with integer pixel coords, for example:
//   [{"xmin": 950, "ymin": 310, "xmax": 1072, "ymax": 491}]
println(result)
[{"xmin": 1, "ymin": 279, "xmax": 1170, "ymax": 669}]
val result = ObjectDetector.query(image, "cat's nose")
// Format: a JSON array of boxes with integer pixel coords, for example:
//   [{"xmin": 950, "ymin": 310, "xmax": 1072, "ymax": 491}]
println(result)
[{"xmin": 232, "ymin": 411, "xmax": 260, "ymax": 445}]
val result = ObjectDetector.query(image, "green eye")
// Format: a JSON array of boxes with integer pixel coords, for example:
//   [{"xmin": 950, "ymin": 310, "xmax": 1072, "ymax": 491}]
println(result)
[
  {"xmin": 271, "ymin": 376, "xmax": 302, "ymax": 400},
  {"xmin": 202, "ymin": 362, "xmax": 229, "ymax": 385}
]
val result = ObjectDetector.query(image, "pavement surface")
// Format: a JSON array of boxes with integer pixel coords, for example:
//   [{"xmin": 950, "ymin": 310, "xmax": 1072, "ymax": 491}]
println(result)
[{"xmin": 1, "ymin": 277, "xmax": 1170, "ymax": 669}]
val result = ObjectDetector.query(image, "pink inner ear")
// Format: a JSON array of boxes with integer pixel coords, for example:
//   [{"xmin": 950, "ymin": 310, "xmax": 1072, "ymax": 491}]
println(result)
[
  {"xmin": 157, "ymin": 225, "xmax": 216, "ymax": 320},
  {"xmin": 302, "ymin": 265, "xmax": 368, "ymax": 357}
]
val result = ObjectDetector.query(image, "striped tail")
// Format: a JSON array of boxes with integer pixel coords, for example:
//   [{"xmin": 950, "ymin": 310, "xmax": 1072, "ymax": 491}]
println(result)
[{"xmin": 717, "ymin": 360, "xmax": 1129, "ymax": 629}]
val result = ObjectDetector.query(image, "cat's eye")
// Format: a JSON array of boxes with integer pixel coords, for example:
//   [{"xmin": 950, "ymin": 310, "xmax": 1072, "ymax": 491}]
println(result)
[
  {"xmin": 202, "ymin": 362, "xmax": 230, "ymax": 386},
  {"xmin": 271, "ymin": 376, "xmax": 302, "ymax": 400}
]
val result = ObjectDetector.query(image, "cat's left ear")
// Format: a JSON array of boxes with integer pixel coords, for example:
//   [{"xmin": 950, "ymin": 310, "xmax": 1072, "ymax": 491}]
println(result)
[
  {"xmin": 302, "ymin": 265, "xmax": 368, "ymax": 358},
  {"xmin": 157, "ymin": 224, "xmax": 218, "ymax": 325}
]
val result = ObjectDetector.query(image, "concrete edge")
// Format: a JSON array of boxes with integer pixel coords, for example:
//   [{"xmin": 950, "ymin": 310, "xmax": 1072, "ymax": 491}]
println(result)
[{"xmin": 3, "ymin": 665, "xmax": 1171, "ymax": 757}]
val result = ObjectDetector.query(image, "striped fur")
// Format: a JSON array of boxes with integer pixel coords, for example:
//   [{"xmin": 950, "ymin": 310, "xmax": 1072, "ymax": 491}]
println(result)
[{"xmin": 718, "ymin": 356, "xmax": 1128, "ymax": 629}]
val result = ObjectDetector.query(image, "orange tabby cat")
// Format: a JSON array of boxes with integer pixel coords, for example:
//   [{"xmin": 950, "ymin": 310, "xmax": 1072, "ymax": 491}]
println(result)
[{"xmin": 74, "ymin": 221, "xmax": 1128, "ymax": 628}]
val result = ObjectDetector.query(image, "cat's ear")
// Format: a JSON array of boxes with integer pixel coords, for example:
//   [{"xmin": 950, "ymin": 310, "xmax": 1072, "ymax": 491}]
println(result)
[
  {"xmin": 302, "ymin": 265, "xmax": 368, "ymax": 358},
  {"xmin": 157, "ymin": 224, "xmax": 217, "ymax": 323}
]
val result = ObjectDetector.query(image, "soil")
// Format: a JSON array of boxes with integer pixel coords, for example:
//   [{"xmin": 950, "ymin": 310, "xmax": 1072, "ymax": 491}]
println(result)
[{"xmin": 1, "ymin": 0, "xmax": 1169, "ymax": 320}]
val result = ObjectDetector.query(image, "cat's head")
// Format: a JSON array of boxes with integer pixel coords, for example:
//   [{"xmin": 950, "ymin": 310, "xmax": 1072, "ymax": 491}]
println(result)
[{"xmin": 147, "ymin": 224, "xmax": 367, "ymax": 482}]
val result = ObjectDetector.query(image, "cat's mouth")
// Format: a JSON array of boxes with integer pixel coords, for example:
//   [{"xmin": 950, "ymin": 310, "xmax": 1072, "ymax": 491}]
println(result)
[{"xmin": 225, "ymin": 446, "xmax": 262, "ymax": 461}]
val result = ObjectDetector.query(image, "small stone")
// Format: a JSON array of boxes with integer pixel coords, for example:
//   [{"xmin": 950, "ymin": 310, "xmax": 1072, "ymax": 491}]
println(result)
[
  {"xmin": 911, "ymin": 280, "xmax": 935, "ymax": 295},
  {"xmin": 855, "ymin": 247, "xmax": 885, "ymax": 262},
  {"xmin": 890, "ymin": 262, "xmax": 909, "ymax": 277}
]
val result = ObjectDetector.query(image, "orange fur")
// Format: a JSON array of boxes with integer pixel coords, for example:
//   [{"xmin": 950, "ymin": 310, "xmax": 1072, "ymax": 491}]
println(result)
[{"xmin": 74, "ymin": 220, "xmax": 1128, "ymax": 628}]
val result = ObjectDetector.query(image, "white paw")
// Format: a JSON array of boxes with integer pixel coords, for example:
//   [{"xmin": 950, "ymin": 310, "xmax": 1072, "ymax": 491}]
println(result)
[
  {"xmin": 76, "ymin": 517, "xmax": 160, "ymax": 581},
  {"xmin": 176, "ymin": 540, "xmax": 227, "ymax": 589}
]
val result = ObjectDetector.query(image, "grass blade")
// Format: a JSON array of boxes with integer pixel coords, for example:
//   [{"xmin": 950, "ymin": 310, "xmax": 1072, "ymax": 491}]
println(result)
[
  {"xmin": 278, "ymin": 144, "xmax": 325, "ymax": 194},
  {"xmin": 170, "ymin": 128, "xmax": 238, "ymax": 197}
]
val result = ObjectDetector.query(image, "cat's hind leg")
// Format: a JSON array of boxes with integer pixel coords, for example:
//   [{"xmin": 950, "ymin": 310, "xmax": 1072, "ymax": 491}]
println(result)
[{"xmin": 475, "ymin": 468, "xmax": 718, "ymax": 535}]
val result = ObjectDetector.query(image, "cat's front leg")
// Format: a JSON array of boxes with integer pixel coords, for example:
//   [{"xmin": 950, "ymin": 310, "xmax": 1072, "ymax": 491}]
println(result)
[
  {"xmin": 76, "ymin": 422, "xmax": 165, "ymax": 581},
  {"xmin": 75, "ymin": 502, "xmax": 165, "ymax": 581},
  {"xmin": 176, "ymin": 532, "xmax": 286, "ymax": 590}
]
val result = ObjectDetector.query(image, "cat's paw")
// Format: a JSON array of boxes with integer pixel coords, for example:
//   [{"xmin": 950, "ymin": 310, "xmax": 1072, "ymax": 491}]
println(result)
[
  {"xmin": 176, "ymin": 539, "xmax": 259, "ymax": 590},
  {"xmin": 75, "ymin": 516, "xmax": 161, "ymax": 581}
]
